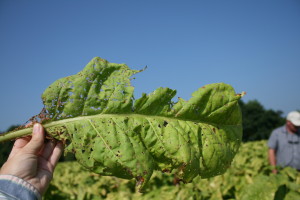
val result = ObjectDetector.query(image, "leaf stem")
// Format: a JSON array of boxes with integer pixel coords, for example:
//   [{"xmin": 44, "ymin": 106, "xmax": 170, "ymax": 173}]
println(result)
[{"xmin": 0, "ymin": 127, "xmax": 33, "ymax": 143}]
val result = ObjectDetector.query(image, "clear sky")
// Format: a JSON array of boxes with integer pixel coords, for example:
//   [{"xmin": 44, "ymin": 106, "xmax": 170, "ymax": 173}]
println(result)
[{"xmin": 0, "ymin": 0, "xmax": 299, "ymax": 132}]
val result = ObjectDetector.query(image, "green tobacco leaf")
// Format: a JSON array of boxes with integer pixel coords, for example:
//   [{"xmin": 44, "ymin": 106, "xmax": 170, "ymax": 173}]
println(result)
[
  {"xmin": 238, "ymin": 174, "xmax": 290, "ymax": 200},
  {"xmin": 0, "ymin": 57, "xmax": 244, "ymax": 191}
]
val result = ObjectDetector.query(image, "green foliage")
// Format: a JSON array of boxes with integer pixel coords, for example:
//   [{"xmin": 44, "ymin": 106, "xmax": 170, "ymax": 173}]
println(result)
[
  {"xmin": 0, "ymin": 141, "xmax": 13, "ymax": 166},
  {"xmin": 0, "ymin": 57, "xmax": 244, "ymax": 190},
  {"xmin": 239, "ymin": 100, "xmax": 285, "ymax": 141},
  {"xmin": 0, "ymin": 125, "xmax": 19, "ymax": 166},
  {"xmin": 45, "ymin": 140, "xmax": 300, "ymax": 200}
]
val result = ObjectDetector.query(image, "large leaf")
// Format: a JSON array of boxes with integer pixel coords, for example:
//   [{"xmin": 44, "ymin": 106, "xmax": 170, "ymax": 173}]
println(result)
[
  {"xmin": 237, "ymin": 174, "xmax": 291, "ymax": 200},
  {"xmin": 1, "ymin": 57, "xmax": 244, "ymax": 190}
]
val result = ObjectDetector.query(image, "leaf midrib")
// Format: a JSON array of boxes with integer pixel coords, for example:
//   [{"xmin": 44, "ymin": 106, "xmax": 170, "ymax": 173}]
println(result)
[
  {"xmin": 0, "ymin": 113, "xmax": 241, "ymax": 143},
  {"xmin": 44, "ymin": 113, "xmax": 239, "ymax": 128}
]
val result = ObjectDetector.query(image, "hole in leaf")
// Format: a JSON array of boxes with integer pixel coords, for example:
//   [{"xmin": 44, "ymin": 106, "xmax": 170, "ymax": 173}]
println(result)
[{"xmin": 163, "ymin": 121, "xmax": 168, "ymax": 127}]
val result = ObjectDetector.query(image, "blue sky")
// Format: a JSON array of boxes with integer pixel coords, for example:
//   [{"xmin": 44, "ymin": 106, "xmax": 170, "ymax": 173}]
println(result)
[{"xmin": 0, "ymin": 0, "xmax": 299, "ymax": 132}]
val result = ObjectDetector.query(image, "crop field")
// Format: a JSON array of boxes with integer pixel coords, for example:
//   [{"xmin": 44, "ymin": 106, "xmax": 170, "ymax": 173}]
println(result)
[{"xmin": 44, "ymin": 140, "xmax": 300, "ymax": 200}]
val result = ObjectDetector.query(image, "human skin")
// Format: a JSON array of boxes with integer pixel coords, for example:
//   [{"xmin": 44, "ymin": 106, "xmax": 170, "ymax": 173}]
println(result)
[
  {"xmin": 286, "ymin": 121, "xmax": 300, "ymax": 134},
  {"xmin": 268, "ymin": 149, "xmax": 277, "ymax": 174},
  {"xmin": 0, "ymin": 123, "xmax": 63, "ymax": 195}
]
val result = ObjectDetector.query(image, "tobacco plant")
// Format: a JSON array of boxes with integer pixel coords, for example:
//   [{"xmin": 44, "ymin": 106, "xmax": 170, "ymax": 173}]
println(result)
[{"xmin": 0, "ymin": 57, "xmax": 245, "ymax": 191}]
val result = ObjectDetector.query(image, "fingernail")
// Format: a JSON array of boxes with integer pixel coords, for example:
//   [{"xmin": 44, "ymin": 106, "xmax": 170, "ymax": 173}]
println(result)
[{"xmin": 33, "ymin": 123, "xmax": 41, "ymax": 134}]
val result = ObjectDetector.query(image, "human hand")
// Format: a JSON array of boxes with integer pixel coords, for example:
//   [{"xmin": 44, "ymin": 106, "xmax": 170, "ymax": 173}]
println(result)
[{"xmin": 0, "ymin": 123, "xmax": 63, "ymax": 195}]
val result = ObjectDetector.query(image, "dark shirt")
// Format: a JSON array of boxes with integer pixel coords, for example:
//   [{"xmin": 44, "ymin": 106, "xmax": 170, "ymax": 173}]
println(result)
[{"xmin": 268, "ymin": 125, "xmax": 300, "ymax": 170}]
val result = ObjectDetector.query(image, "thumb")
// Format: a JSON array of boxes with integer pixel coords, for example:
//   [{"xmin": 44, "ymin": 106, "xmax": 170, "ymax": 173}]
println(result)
[{"xmin": 24, "ymin": 123, "xmax": 45, "ymax": 154}]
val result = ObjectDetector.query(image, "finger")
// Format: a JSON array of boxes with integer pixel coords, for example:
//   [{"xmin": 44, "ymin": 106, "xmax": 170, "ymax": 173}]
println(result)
[
  {"xmin": 40, "ymin": 140, "xmax": 57, "ymax": 160},
  {"xmin": 8, "ymin": 137, "xmax": 31, "ymax": 158},
  {"xmin": 14, "ymin": 136, "xmax": 31, "ymax": 148},
  {"xmin": 48, "ymin": 142, "xmax": 64, "ymax": 172},
  {"xmin": 24, "ymin": 123, "xmax": 45, "ymax": 154}
]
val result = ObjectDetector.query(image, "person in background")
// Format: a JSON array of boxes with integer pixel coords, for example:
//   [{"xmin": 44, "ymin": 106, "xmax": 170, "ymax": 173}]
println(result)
[
  {"xmin": 0, "ymin": 123, "xmax": 63, "ymax": 200},
  {"xmin": 268, "ymin": 111, "xmax": 300, "ymax": 174}
]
